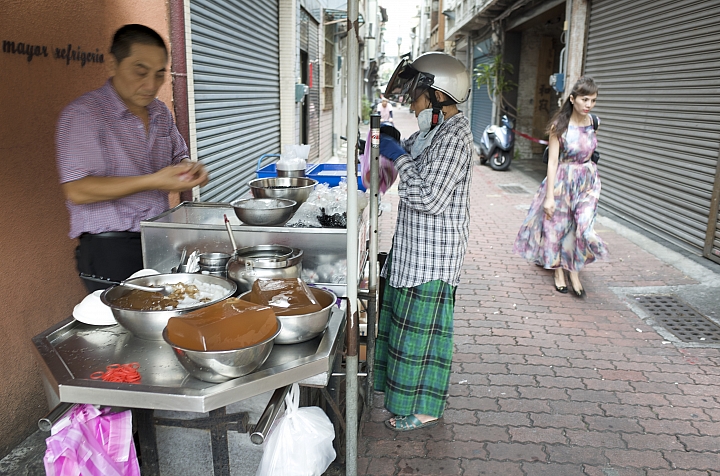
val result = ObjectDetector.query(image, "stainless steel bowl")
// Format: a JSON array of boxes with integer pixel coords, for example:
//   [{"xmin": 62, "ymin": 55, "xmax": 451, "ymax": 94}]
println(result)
[
  {"xmin": 239, "ymin": 287, "xmax": 336, "ymax": 344},
  {"xmin": 231, "ymin": 198, "xmax": 296, "ymax": 226},
  {"xmin": 248, "ymin": 177, "xmax": 317, "ymax": 209},
  {"xmin": 101, "ymin": 274, "xmax": 237, "ymax": 340},
  {"xmin": 199, "ymin": 252, "xmax": 231, "ymax": 267},
  {"xmin": 162, "ymin": 318, "xmax": 282, "ymax": 383}
]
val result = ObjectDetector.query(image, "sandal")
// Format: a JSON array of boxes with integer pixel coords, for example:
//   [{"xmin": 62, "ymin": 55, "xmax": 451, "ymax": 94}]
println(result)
[{"xmin": 384, "ymin": 415, "xmax": 439, "ymax": 432}]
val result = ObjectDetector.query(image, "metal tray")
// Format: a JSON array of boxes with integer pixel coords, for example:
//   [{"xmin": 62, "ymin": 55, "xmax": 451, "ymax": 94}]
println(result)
[{"xmin": 32, "ymin": 306, "xmax": 346, "ymax": 413}]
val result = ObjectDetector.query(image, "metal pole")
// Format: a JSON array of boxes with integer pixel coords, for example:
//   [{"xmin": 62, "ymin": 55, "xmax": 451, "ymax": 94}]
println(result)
[
  {"xmin": 345, "ymin": 0, "xmax": 360, "ymax": 473},
  {"xmin": 365, "ymin": 114, "xmax": 380, "ymax": 408},
  {"xmin": 37, "ymin": 402, "xmax": 74, "ymax": 432}
]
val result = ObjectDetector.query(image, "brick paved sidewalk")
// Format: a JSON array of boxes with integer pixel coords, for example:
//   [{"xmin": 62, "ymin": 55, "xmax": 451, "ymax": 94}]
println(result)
[{"xmin": 360, "ymin": 160, "xmax": 720, "ymax": 475}]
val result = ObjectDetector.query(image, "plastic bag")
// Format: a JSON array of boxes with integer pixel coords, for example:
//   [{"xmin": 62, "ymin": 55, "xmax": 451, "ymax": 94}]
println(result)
[
  {"xmin": 285, "ymin": 181, "xmax": 367, "ymax": 228},
  {"xmin": 44, "ymin": 404, "xmax": 140, "ymax": 476},
  {"xmin": 256, "ymin": 383, "xmax": 336, "ymax": 476},
  {"xmin": 278, "ymin": 144, "xmax": 310, "ymax": 171},
  {"xmin": 359, "ymin": 129, "xmax": 398, "ymax": 193}
]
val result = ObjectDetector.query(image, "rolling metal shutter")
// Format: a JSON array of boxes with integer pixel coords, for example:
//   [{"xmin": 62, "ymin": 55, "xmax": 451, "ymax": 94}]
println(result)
[
  {"xmin": 301, "ymin": 8, "xmax": 320, "ymax": 160},
  {"xmin": 584, "ymin": 0, "xmax": 720, "ymax": 257},
  {"xmin": 471, "ymin": 40, "xmax": 494, "ymax": 145},
  {"xmin": 190, "ymin": 0, "xmax": 280, "ymax": 203}
]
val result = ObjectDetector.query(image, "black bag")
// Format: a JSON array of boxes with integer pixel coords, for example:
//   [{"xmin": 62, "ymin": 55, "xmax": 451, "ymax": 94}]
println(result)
[{"xmin": 542, "ymin": 114, "xmax": 599, "ymax": 164}]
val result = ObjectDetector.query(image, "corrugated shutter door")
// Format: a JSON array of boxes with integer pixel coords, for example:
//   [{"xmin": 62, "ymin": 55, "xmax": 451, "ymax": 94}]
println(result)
[
  {"xmin": 190, "ymin": 0, "xmax": 280, "ymax": 203},
  {"xmin": 713, "ymin": 210, "xmax": 720, "ymax": 260},
  {"xmin": 585, "ymin": 0, "xmax": 720, "ymax": 254},
  {"xmin": 472, "ymin": 48, "xmax": 493, "ymax": 144},
  {"xmin": 301, "ymin": 9, "xmax": 320, "ymax": 160}
]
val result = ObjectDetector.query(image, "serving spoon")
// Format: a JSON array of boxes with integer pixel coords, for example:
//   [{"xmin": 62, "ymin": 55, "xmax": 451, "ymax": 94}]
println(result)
[{"xmin": 79, "ymin": 273, "xmax": 175, "ymax": 296}]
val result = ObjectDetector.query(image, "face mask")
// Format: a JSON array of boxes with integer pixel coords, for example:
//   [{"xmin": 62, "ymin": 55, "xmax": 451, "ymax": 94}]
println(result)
[
  {"xmin": 411, "ymin": 109, "xmax": 444, "ymax": 158},
  {"xmin": 417, "ymin": 108, "xmax": 443, "ymax": 132}
]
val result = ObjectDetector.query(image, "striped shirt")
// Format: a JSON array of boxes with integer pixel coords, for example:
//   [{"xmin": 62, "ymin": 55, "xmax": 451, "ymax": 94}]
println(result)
[
  {"xmin": 56, "ymin": 80, "xmax": 188, "ymax": 238},
  {"xmin": 383, "ymin": 113, "xmax": 473, "ymax": 288}
]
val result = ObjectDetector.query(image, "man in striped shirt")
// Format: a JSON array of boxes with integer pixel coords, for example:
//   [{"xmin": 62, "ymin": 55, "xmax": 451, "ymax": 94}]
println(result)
[{"xmin": 56, "ymin": 24, "xmax": 207, "ymax": 291}]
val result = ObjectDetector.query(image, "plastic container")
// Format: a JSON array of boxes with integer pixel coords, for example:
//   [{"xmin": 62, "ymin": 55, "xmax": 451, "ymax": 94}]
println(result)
[{"xmin": 257, "ymin": 163, "xmax": 366, "ymax": 192}]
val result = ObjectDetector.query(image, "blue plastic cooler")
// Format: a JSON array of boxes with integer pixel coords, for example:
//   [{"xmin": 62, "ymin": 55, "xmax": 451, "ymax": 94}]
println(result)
[{"xmin": 256, "ymin": 154, "xmax": 367, "ymax": 192}]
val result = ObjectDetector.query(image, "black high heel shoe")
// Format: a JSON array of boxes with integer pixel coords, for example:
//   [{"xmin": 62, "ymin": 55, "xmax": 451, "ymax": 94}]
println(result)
[
  {"xmin": 567, "ymin": 271, "xmax": 585, "ymax": 297},
  {"xmin": 569, "ymin": 281, "xmax": 585, "ymax": 297},
  {"xmin": 553, "ymin": 273, "xmax": 568, "ymax": 294}
]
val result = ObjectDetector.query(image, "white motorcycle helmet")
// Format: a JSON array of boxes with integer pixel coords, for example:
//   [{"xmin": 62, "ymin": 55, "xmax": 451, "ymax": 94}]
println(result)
[{"xmin": 385, "ymin": 52, "xmax": 471, "ymax": 105}]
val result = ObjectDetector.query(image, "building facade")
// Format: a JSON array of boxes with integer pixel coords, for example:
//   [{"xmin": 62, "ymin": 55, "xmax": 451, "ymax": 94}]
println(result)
[{"xmin": 436, "ymin": 0, "xmax": 720, "ymax": 265}]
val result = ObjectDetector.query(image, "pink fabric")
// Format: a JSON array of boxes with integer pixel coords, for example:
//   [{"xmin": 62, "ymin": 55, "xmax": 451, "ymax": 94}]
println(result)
[
  {"xmin": 360, "ymin": 130, "xmax": 398, "ymax": 194},
  {"xmin": 44, "ymin": 404, "xmax": 140, "ymax": 476}
]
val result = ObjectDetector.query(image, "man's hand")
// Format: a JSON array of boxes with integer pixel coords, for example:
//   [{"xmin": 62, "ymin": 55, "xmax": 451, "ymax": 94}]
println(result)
[
  {"xmin": 379, "ymin": 134, "xmax": 407, "ymax": 161},
  {"xmin": 153, "ymin": 161, "xmax": 208, "ymax": 192}
]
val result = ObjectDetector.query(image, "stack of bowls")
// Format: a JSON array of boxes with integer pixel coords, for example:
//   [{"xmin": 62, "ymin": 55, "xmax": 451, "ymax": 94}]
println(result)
[{"xmin": 199, "ymin": 252, "xmax": 231, "ymax": 278}]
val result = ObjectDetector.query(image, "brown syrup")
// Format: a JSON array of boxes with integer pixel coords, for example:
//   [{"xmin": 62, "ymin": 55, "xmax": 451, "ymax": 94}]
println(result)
[
  {"xmin": 166, "ymin": 298, "xmax": 278, "ymax": 351},
  {"xmin": 247, "ymin": 278, "xmax": 323, "ymax": 316}
]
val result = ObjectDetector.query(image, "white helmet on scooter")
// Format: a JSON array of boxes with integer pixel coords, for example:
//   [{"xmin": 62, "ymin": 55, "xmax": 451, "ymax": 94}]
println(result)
[{"xmin": 385, "ymin": 52, "xmax": 471, "ymax": 105}]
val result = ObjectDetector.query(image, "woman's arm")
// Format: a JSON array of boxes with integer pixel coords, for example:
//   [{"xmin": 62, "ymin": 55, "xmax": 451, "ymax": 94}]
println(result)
[{"xmin": 543, "ymin": 133, "xmax": 560, "ymax": 219}]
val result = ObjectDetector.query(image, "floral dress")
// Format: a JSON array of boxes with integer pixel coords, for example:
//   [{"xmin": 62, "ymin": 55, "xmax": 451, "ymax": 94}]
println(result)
[{"xmin": 513, "ymin": 123, "xmax": 608, "ymax": 271}]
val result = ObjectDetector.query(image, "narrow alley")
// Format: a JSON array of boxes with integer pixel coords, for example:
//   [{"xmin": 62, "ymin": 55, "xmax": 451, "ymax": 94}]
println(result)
[{"xmin": 358, "ymin": 106, "xmax": 720, "ymax": 475}]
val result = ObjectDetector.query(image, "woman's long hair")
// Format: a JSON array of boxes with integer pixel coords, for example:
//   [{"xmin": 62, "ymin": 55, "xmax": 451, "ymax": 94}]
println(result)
[{"xmin": 546, "ymin": 76, "xmax": 598, "ymax": 137}]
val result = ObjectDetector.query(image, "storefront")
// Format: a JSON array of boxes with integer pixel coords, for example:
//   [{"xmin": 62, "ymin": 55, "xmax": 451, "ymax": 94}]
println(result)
[
  {"xmin": 584, "ymin": 0, "xmax": 720, "ymax": 263},
  {"xmin": 188, "ymin": 0, "xmax": 282, "ymax": 203},
  {"xmin": 471, "ymin": 39, "xmax": 494, "ymax": 147}
]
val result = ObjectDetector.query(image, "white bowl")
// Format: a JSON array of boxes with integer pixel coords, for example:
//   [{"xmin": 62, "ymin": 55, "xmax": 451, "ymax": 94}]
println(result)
[
  {"xmin": 129, "ymin": 268, "xmax": 160, "ymax": 279},
  {"xmin": 73, "ymin": 290, "xmax": 116, "ymax": 326}
]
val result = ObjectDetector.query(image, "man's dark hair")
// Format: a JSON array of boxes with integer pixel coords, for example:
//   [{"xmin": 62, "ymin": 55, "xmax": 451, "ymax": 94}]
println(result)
[{"xmin": 110, "ymin": 24, "xmax": 167, "ymax": 63}]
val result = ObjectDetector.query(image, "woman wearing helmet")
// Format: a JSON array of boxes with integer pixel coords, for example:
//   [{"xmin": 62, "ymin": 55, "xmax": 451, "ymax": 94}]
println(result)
[{"xmin": 374, "ymin": 52, "xmax": 473, "ymax": 431}]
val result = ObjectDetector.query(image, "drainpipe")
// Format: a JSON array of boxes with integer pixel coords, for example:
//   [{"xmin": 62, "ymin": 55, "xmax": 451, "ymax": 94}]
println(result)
[{"xmin": 169, "ymin": 0, "xmax": 193, "ymax": 202}]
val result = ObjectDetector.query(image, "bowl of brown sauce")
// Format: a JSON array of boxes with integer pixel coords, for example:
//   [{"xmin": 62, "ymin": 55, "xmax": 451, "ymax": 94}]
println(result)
[{"xmin": 101, "ymin": 273, "xmax": 236, "ymax": 340}]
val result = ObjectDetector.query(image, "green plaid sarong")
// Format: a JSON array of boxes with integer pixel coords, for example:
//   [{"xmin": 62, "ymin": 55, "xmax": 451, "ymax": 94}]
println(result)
[{"xmin": 373, "ymin": 274, "xmax": 455, "ymax": 418}]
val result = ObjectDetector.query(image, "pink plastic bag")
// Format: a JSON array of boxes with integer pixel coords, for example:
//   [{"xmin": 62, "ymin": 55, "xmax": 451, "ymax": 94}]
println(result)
[
  {"xmin": 44, "ymin": 404, "xmax": 140, "ymax": 476},
  {"xmin": 359, "ymin": 129, "xmax": 398, "ymax": 194}
]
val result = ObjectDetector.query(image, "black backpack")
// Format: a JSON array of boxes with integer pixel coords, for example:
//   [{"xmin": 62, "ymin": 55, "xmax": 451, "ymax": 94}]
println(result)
[{"xmin": 542, "ymin": 114, "xmax": 600, "ymax": 164}]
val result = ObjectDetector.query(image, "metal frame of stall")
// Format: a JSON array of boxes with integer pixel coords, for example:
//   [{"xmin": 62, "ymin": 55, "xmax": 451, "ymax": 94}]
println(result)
[
  {"xmin": 344, "ymin": 2, "xmax": 377, "ymax": 474},
  {"xmin": 35, "ymin": 2, "xmax": 371, "ymax": 473}
]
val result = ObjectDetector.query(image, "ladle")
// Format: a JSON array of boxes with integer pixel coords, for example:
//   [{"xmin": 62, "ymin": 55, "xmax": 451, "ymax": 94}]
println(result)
[
  {"xmin": 79, "ymin": 273, "xmax": 175, "ymax": 296},
  {"xmin": 224, "ymin": 214, "xmax": 239, "ymax": 252}
]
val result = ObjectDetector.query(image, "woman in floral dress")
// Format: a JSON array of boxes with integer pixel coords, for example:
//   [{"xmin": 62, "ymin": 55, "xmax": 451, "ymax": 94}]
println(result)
[{"xmin": 514, "ymin": 76, "xmax": 608, "ymax": 296}]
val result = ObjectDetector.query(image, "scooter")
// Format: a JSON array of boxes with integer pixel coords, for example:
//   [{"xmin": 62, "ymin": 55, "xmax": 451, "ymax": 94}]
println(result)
[{"xmin": 479, "ymin": 115, "xmax": 515, "ymax": 171}]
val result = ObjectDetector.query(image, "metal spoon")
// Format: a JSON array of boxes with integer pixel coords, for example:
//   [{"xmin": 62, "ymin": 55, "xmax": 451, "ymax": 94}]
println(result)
[{"xmin": 79, "ymin": 273, "xmax": 175, "ymax": 296}]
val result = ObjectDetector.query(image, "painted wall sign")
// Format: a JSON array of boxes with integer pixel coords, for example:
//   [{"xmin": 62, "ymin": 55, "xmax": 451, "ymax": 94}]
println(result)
[{"xmin": 2, "ymin": 40, "xmax": 104, "ymax": 67}]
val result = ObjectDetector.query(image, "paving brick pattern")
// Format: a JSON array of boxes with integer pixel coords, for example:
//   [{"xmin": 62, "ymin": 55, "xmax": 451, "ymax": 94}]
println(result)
[{"xmin": 361, "ymin": 158, "xmax": 720, "ymax": 475}]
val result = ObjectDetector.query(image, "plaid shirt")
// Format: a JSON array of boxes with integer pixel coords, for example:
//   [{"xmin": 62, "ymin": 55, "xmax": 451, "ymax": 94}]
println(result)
[
  {"xmin": 383, "ymin": 113, "xmax": 473, "ymax": 288},
  {"xmin": 56, "ymin": 80, "xmax": 188, "ymax": 238}
]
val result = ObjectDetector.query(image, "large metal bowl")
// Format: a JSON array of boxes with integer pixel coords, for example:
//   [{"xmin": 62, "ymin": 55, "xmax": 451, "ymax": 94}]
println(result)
[
  {"xmin": 248, "ymin": 177, "xmax": 317, "ymax": 209},
  {"xmin": 231, "ymin": 198, "xmax": 296, "ymax": 226},
  {"xmin": 101, "ymin": 274, "xmax": 237, "ymax": 340},
  {"xmin": 162, "ymin": 318, "xmax": 282, "ymax": 383},
  {"xmin": 239, "ymin": 287, "xmax": 336, "ymax": 344}
]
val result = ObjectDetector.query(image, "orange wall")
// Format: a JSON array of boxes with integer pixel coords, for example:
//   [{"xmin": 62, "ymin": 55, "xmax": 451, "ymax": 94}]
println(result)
[{"xmin": 0, "ymin": 1, "xmax": 174, "ymax": 456}]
